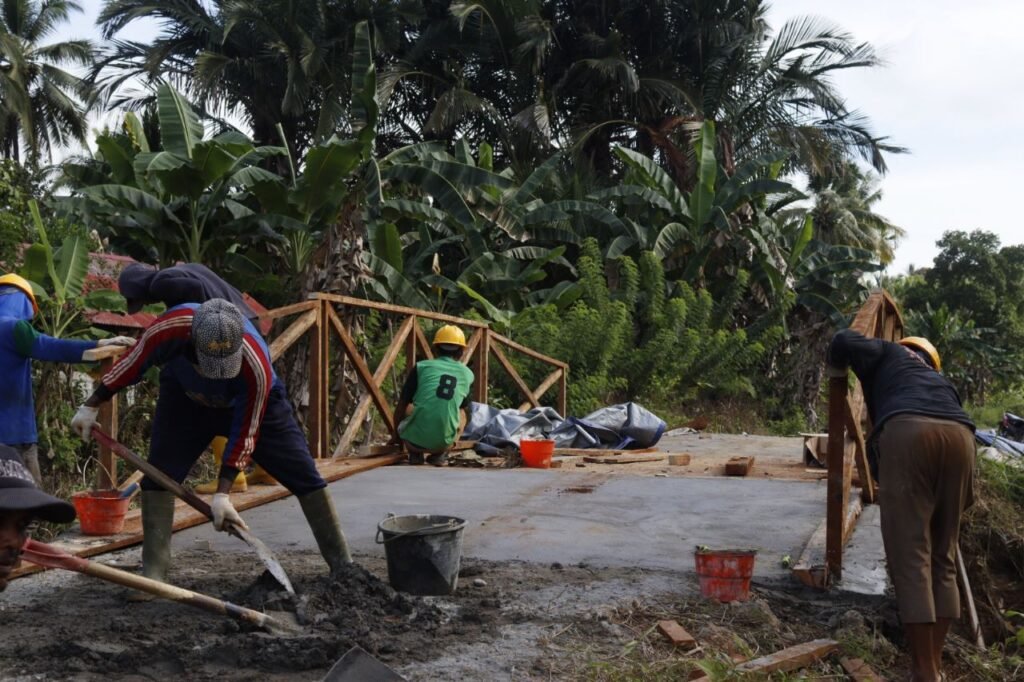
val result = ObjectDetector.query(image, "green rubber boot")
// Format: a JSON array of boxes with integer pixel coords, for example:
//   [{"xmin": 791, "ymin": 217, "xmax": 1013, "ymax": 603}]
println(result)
[
  {"xmin": 298, "ymin": 488, "xmax": 352, "ymax": 575},
  {"xmin": 129, "ymin": 490, "xmax": 175, "ymax": 601}
]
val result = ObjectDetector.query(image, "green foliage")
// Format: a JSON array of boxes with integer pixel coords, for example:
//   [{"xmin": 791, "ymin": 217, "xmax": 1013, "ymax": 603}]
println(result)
[{"xmin": 508, "ymin": 239, "xmax": 782, "ymax": 415}]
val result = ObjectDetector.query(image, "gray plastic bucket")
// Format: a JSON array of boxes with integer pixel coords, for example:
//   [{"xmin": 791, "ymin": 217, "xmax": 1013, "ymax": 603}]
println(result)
[{"xmin": 375, "ymin": 514, "xmax": 467, "ymax": 595}]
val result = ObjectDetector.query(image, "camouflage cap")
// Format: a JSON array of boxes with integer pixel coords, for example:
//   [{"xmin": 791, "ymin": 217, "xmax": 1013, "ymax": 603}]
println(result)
[{"xmin": 192, "ymin": 298, "xmax": 245, "ymax": 379}]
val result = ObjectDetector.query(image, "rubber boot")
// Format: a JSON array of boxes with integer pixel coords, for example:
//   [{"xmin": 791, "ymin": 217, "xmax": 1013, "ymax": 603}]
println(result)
[
  {"xmin": 195, "ymin": 437, "xmax": 246, "ymax": 494},
  {"xmin": 298, "ymin": 488, "xmax": 352, "ymax": 575},
  {"xmin": 245, "ymin": 463, "xmax": 278, "ymax": 486},
  {"xmin": 128, "ymin": 490, "xmax": 175, "ymax": 602}
]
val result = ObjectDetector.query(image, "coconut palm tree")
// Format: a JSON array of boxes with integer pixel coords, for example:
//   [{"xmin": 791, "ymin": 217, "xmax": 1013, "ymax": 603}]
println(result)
[{"xmin": 0, "ymin": 0, "xmax": 93, "ymax": 161}]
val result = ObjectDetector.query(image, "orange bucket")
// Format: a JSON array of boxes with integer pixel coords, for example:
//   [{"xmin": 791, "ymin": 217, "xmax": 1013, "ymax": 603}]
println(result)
[
  {"xmin": 694, "ymin": 549, "xmax": 757, "ymax": 602},
  {"xmin": 72, "ymin": 490, "xmax": 131, "ymax": 536},
  {"xmin": 520, "ymin": 439, "xmax": 555, "ymax": 468}
]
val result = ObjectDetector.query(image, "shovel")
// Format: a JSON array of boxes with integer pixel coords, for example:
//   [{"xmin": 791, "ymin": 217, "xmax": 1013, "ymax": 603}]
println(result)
[
  {"xmin": 91, "ymin": 427, "xmax": 295, "ymax": 597},
  {"xmin": 20, "ymin": 539, "xmax": 298, "ymax": 635}
]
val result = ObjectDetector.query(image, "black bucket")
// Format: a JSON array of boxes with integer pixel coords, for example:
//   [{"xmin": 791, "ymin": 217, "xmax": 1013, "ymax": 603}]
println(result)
[{"xmin": 375, "ymin": 514, "xmax": 467, "ymax": 596}]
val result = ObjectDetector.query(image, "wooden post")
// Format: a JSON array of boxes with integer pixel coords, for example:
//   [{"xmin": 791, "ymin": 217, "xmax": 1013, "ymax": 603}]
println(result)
[
  {"xmin": 306, "ymin": 299, "xmax": 325, "ymax": 458},
  {"xmin": 317, "ymin": 298, "xmax": 330, "ymax": 457},
  {"xmin": 557, "ymin": 367, "xmax": 567, "ymax": 417},
  {"xmin": 474, "ymin": 328, "xmax": 490, "ymax": 405},
  {"xmin": 96, "ymin": 358, "xmax": 118, "ymax": 490},
  {"xmin": 406, "ymin": 316, "xmax": 417, "ymax": 373},
  {"xmin": 825, "ymin": 373, "xmax": 850, "ymax": 582}
]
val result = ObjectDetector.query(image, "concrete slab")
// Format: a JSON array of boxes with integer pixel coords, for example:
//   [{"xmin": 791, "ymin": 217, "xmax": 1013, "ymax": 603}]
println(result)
[
  {"xmin": 835, "ymin": 504, "xmax": 888, "ymax": 598},
  {"xmin": 173, "ymin": 467, "xmax": 833, "ymax": 584}
]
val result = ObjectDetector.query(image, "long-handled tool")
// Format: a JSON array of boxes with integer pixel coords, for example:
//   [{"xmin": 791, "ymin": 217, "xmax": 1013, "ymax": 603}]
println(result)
[
  {"xmin": 20, "ymin": 539, "xmax": 298, "ymax": 634},
  {"xmin": 91, "ymin": 427, "xmax": 295, "ymax": 596}
]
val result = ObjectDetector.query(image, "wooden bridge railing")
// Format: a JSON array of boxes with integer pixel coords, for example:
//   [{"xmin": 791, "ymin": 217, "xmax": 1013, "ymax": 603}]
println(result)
[
  {"xmin": 793, "ymin": 289, "xmax": 904, "ymax": 588},
  {"xmin": 89, "ymin": 293, "xmax": 568, "ymax": 489}
]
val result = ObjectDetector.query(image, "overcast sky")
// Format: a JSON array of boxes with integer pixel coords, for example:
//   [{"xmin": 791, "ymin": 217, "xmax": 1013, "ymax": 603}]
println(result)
[{"xmin": 55, "ymin": 1, "xmax": 1021, "ymax": 273}]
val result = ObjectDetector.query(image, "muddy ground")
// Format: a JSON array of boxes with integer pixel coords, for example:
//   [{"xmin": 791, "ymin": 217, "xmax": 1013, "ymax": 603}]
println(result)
[{"xmin": 1, "ymin": 544, "xmax": 1014, "ymax": 681}]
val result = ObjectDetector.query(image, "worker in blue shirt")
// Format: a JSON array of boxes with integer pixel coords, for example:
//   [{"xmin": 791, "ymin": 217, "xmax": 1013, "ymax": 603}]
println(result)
[{"xmin": 0, "ymin": 274, "xmax": 134, "ymax": 485}]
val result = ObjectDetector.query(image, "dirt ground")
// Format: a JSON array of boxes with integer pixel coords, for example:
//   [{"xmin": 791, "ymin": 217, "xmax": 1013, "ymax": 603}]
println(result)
[{"xmin": 2, "ymin": 543, "xmax": 1011, "ymax": 681}]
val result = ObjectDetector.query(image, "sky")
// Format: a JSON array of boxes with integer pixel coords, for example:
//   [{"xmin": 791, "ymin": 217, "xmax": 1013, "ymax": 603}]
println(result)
[{"xmin": 54, "ymin": 1, "xmax": 1023, "ymax": 274}]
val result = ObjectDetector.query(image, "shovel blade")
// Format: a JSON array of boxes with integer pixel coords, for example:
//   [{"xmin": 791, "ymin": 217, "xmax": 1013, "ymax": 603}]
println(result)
[{"xmin": 230, "ymin": 525, "xmax": 295, "ymax": 596}]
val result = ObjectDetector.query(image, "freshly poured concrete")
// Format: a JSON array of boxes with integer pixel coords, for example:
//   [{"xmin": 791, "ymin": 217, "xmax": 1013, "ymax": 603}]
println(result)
[{"xmin": 174, "ymin": 467, "xmax": 837, "ymax": 584}]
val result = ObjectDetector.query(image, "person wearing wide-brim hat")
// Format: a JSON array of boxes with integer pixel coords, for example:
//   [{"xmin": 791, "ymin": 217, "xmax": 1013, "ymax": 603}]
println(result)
[{"xmin": 0, "ymin": 444, "xmax": 76, "ymax": 592}]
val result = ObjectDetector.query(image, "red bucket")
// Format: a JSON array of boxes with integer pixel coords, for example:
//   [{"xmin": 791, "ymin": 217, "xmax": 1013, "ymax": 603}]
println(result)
[
  {"xmin": 72, "ymin": 490, "xmax": 131, "ymax": 536},
  {"xmin": 694, "ymin": 549, "xmax": 757, "ymax": 602},
  {"xmin": 520, "ymin": 439, "xmax": 555, "ymax": 468}
]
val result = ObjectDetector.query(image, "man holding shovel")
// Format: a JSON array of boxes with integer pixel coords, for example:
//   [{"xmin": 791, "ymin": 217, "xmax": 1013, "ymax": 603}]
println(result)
[
  {"xmin": 70, "ymin": 299, "xmax": 353, "ymax": 585},
  {"xmin": 0, "ymin": 444, "xmax": 76, "ymax": 593}
]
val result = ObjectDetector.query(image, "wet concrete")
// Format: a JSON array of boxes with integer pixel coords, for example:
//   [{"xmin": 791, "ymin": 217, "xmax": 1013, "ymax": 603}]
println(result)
[
  {"xmin": 174, "ymin": 467, "xmax": 833, "ymax": 584},
  {"xmin": 836, "ymin": 504, "xmax": 888, "ymax": 598}
]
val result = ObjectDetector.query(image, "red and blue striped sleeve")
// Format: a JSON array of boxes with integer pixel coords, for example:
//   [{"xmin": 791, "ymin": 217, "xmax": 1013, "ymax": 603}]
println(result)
[
  {"xmin": 101, "ymin": 308, "xmax": 194, "ymax": 393},
  {"xmin": 222, "ymin": 335, "xmax": 274, "ymax": 471}
]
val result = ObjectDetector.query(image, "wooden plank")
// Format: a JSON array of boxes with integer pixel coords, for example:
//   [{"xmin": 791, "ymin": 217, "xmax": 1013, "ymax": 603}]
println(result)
[
  {"xmin": 82, "ymin": 346, "xmax": 128, "ymax": 362},
  {"xmin": 317, "ymin": 299, "xmax": 331, "ymax": 457},
  {"xmin": 312, "ymin": 293, "xmax": 488, "ymax": 328},
  {"xmin": 307, "ymin": 301, "xmax": 325, "ymax": 457},
  {"xmin": 518, "ymin": 368, "xmax": 562, "ymax": 413},
  {"xmin": 826, "ymin": 374, "xmax": 850, "ymax": 582},
  {"xmin": 557, "ymin": 366, "xmax": 568, "ymax": 418},
  {"xmin": 792, "ymin": 515, "xmax": 829, "ymax": 588},
  {"xmin": 554, "ymin": 447, "xmax": 656, "ymax": 457},
  {"xmin": 669, "ymin": 454, "xmax": 692, "ymax": 466},
  {"xmin": 731, "ymin": 639, "xmax": 838, "ymax": 675},
  {"xmin": 405, "ymin": 316, "xmax": 417, "ymax": 372},
  {"xmin": 491, "ymin": 343, "xmax": 538, "ymax": 408},
  {"xmin": 656, "ymin": 620, "xmax": 697, "ymax": 649},
  {"xmin": 258, "ymin": 300, "xmax": 317, "ymax": 321},
  {"xmin": 957, "ymin": 544, "xmax": 986, "ymax": 649},
  {"xmin": 415, "ymin": 324, "xmax": 435, "ymax": 360},
  {"xmin": 329, "ymin": 309, "xmax": 399, "ymax": 444},
  {"xmin": 846, "ymin": 395, "xmax": 875, "ymax": 504},
  {"xmin": 473, "ymin": 329, "xmax": 490, "ymax": 404},
  {"xmin": 268, "ymin": 307, "xmax": 317, "ymax": 360},
  {"xmin": 489, "ymin": 331, "xmax": 568, "ymax": 368},
  {"xmin": 842, "ymin": 498, "xmax": 864, "ymax": 546},
  {"xmin": 460, "ymin": 328, "xmax": 481, "ymax": 364},
  {"xmin": 725, "ymin": 456, "xmax": 754, "ymax": 476},
  {"xmin": 9, "ymin": 455, "xmax": 403, "ymax": 581},
  {"xmin": 840, "ymin": 657, "xmax": 883, "ymax": 682},
  {"xmin": 583, "ymin": 453, "xmax": 664, "ymax": 464},
  {"xmin": 330, "ymin": 309, "xmax": 408, "ymax": 456}
]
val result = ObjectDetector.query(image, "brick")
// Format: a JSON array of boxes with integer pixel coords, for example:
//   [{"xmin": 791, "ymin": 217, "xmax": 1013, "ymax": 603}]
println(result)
[
  {"xmin": 669, "ymin": 454, "xmax": 692, "ymax": 466},
  {"xmin": 725, "ymin": 456, "xmax": 755, "ymax": 476}
]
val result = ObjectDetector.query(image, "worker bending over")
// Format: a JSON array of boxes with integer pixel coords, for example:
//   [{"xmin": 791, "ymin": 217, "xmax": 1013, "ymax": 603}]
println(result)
[
  {"xmin": 71, "ymin": 299, "xmax": 352, "ymax": 585},
  {"xmin": 828, "ymin": 331, "xmax": 974, "ymax": 682},
  {"xmin": 119, "ymin": 262, "xmax": 274, "ymax": 490},
  {"xmin": 0, "ymin": 274, "xmax": 133, "ymax": 485},
  {"xmin": 394, "ymin": 326, "xmax": 474, "ymax": 466},
  {"xmin": 0, "ymin": 444, "xmax": 77, "ymax": 593}
]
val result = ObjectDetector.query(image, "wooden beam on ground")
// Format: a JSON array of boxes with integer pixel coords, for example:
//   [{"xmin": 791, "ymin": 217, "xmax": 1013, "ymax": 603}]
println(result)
[
  {"xmin": 731, "ymin": 639, "xmax": 838, "ymax": 675},
  {"xmin": 312, "ymin": 293, "xmax": 488, "ymax": 328},
  {"xmin": 583, "ymin": 453, "xmax": 665, "ymax": 464},
  {"xmin": 669, "ymin": 454, "xmax": 692, "ymax": 466},
  {"xmin": 518, "ymin": 368, "xmax": 562, "ymax": 413},
  {"xmin": 328, "ymin": 308, "xmax": 401, "ymax": 456},
  {"xmin": 268, "ymin": 307, "xmax": 317, "ymax": 360},
  {"xmin": 792, "ymin": 515, "xmax": 829, "ymax": 588},
  {"xmin": 9, "ymin": 455, "xmax": 402, "ymax": 581},
  {"xmin": 840, "ymin": 657, "xmax": 883, "ymax": 682},
  {"xmin": 842, "ymin": 498, "xmax": 865, "ymax": 547},
  {"xmin": 554, "ymin": 447, "xmax": 655, "ymax": 456},
  {"xmin": 491, "ymin": 343, "xmax": 538, "ymax": 409},
  {"xmin": 725, "ymin": 456, "xmax": 755, "ymax": 476}
]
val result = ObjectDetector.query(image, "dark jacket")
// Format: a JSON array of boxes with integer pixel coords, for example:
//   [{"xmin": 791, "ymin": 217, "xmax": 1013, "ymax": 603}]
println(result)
[
  {"xmin": 827, "ymin": 329, "xmax": 974, "ymax": 437},
  {"xmin": 119, "ymin": 263, "xmax": 256, "ymax": 320}
]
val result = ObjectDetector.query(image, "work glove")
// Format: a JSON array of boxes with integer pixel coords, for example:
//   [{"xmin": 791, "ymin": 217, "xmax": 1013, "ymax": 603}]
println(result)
[
  {"xmin": 70, "ymin": 405, "xmax": 100, "ymax": 443},
  {"xmin": 97, "ymin": 336, "xmax": 136, "ymax": 348},
  {"xmin": 212, "ymin": 493, "xmax": 249, "ymax": 532}
]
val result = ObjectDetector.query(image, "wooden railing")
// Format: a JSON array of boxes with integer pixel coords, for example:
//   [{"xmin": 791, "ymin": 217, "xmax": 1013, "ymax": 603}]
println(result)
[
  {"xmin": 89, "ymin": 293, "xmax": 568, "ymax": 488},
  {"xmin": 793, "ymin": 289, "xmax": 904, "ymax": 587}
]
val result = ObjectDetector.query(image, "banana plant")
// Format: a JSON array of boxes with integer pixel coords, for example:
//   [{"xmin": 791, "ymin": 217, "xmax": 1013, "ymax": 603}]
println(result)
[{"xmin": 57, "ymin": 85, "xmax": 286, "ymax": 267}]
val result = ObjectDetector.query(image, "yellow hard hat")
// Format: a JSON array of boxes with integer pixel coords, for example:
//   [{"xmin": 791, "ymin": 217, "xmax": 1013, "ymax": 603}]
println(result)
[
  {"xmin": 0, "ymin": 273, "xmax": 39, "ymax": 315},
  {"xmin": 432, "ymin": 325, "xmax": 467, "ymax": 347},
  {"xmin": 899, "ymin": 336, "xmax": 941, "ymax": 371}
]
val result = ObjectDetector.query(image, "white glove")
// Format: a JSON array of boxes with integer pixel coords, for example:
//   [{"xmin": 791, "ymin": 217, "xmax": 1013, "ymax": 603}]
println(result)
[
  {"xmin": 70, "ymin": 405, "xmax": 99, "ymax": 442},
  {"xmin": 212, "ymin": 493, "xmax": 249, "ymax": 532},
  {"xmin": 97, "ymin": 336, "xmax": 136, "ymax": 348}
]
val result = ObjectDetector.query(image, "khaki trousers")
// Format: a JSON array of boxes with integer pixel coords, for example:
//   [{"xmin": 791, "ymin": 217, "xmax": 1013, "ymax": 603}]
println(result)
[{"xmin": 878, "ymin": 414, "xmax": 974, "ymax": 623}]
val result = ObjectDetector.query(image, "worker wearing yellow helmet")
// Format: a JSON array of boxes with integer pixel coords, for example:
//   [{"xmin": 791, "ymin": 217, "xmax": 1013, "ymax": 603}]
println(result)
[
  {"xmin": 827, "ymin": 328, "xmax": 973, "ymax": 682},
  {"xmin": 393, "ymin": 325, "xmax": 475, "ymax": 466},
  {"xmin": 0, "ymin": 274, "xmax": 135, "ymax": 485}
]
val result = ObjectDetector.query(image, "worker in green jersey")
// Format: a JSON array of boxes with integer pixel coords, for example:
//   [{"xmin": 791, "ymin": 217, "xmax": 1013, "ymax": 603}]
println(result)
[{"xmin": 394, "ymin": 325, "xmax": 475, "ymax": 466}]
